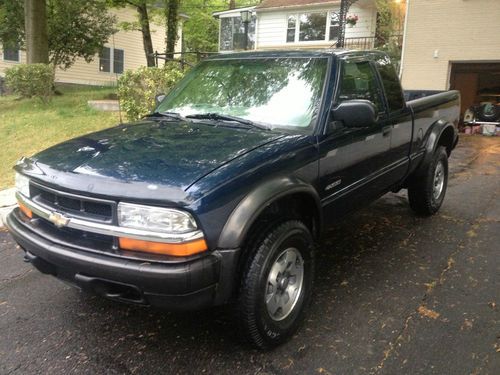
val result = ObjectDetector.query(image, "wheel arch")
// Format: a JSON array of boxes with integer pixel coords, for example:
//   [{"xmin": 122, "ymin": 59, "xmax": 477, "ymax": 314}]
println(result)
[
  {"xmin": 217, "ymin": 176, "xmax": 322, "ymax": 250},
  {"xmin": 418, "ymin": 120, "xmax": 457, "ymax": 173}
]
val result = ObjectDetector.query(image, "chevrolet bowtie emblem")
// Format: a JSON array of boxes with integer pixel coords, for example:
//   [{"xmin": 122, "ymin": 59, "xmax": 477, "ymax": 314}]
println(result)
[{"xmin": 48, "ymin": 212, "xmax": 70, "ymax": 228}]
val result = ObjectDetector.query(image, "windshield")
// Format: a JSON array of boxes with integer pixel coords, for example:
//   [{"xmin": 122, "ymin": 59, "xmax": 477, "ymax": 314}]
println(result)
[{"xmin": 156, "ymin": 57, "xmax": 328, "ymax": 130}]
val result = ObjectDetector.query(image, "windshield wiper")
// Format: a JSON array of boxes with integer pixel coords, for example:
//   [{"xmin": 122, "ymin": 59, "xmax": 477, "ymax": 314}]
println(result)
[
  {"xmin": 144, "ymin": 111, "xmax": 185, "ymax": 121},
  {"xmin": 186, "ymin": 113, "xmax": 271, "ymax": 130}
]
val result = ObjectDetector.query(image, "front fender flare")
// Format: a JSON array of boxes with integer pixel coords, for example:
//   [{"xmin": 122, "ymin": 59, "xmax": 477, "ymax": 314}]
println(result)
[{"xmin": 217, "ymin": 176, "xmax": 322, "ymax": 249}]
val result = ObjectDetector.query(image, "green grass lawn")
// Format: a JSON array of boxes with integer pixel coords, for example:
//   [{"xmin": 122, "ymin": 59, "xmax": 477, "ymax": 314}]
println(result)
[{"xmin": 0, "ymin": 85, "xmax": 121, "ymax": 190}]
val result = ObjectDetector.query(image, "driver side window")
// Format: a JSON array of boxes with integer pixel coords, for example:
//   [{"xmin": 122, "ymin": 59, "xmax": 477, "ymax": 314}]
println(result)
[{"xmin": 337, "ymin": 60, "xmax": 384, "ymax": 113}]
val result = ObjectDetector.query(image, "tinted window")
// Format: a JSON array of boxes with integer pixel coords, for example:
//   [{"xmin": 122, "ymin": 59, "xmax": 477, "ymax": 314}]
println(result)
[
  {"xmin": 376, "ymin": 56, "xmax": 405, "ymax": 111},
  {"xmin": 337, "ymin": 60, "xmax": 384, "ymax": 112}
]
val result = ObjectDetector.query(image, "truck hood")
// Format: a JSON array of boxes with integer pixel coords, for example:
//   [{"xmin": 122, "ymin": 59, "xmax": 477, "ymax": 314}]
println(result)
[{"xmin": 27, "ymin": 120, "xmax": 284, "ymax": 194}]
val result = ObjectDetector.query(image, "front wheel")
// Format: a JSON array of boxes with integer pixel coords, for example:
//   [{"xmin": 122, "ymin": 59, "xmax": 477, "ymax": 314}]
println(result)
[
  {"xmin": 408, "ymin": 146, "xmax": 449, "ymax": 216},
  {"xmin": 237, "ymin": 220, "xmax": 314, "ymax": 349}
]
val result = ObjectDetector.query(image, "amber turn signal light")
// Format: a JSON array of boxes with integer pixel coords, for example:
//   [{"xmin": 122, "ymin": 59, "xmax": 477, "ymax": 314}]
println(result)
[
  {"xmin": 18, "ymin": 201, "xmax": 33, "ymax": 219},
  {"xmin": 118, "ymin": 237, "xmax": 207, "ymax": 257}
]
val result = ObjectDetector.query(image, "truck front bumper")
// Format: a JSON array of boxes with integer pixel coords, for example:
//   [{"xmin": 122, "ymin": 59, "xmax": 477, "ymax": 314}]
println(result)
[{"xmin": 6, "ymin": 209, "xmax": 239, "ymax": 310}]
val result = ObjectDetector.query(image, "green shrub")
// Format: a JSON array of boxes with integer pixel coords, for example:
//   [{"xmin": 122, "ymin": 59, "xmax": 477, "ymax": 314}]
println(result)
[
  {"xmin": 118, "ymin": 63, "xmax": 186, "ymax": 121},
  {"xmin": 5, "ymin": 64, "xmax": 54, "ymax": 103}
]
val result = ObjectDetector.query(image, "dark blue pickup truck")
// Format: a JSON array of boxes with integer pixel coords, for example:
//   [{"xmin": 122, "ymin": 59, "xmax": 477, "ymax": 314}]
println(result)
[{"xmin": 7, "ymin": 50, "xmax": 459, "ymax": 348}]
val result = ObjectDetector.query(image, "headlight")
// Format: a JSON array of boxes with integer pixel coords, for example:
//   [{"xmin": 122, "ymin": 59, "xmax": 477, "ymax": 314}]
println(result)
[
  {"xmin": 15, "ymin": 173, "xmax": 30, "ymax": 198},
  {"xmin": 118, "ymin": 202, "xmax": 198, "ymax": 234}
]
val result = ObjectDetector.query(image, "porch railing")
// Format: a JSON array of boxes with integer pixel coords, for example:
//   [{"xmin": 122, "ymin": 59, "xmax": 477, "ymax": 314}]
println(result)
[{"xmin": 344, "ymin": 35, "xmax": 404, "ymax": 50}]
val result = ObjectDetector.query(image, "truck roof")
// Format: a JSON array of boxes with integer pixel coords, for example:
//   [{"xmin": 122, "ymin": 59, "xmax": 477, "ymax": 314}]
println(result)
[{"xmin": 207, "ymin": 49, "xmax": 388, "ymax": 60}]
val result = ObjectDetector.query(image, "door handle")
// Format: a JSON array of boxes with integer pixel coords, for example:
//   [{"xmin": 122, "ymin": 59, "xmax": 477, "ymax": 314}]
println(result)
[{"xmin": 382, "ymin": 126, "xmax": 392, "ymax": 137}]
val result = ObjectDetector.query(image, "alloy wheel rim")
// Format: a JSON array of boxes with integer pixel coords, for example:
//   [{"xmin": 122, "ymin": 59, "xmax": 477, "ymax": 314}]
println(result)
[
  {"xmin": 265, "ymin": 247, "xmax": 304, "ymax": 321},
  {"xmin": 433, "ymin": 161, "xmax": 445, "ymax": 201}
]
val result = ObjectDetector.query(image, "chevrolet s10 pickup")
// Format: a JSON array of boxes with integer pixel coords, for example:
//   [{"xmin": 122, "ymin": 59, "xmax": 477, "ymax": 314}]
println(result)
[{"xmin": 7, "ymin": 50, "xmax": 459, "ymax": 348}]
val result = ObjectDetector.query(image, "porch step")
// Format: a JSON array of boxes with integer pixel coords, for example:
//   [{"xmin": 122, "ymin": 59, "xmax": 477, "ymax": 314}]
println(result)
[{"xmin": 87, "ymin": 100, "xmax": 120, "ymax": 112}]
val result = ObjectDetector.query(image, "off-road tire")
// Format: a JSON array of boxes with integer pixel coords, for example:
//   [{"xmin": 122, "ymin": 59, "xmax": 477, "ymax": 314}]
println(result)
[
  {"xmin": 408, "ymin": 146, "xmax": 449, "ymax": 216},
  {"xmin": 237, "ymin": 220, "xmax": 314, "ymax": 349}
]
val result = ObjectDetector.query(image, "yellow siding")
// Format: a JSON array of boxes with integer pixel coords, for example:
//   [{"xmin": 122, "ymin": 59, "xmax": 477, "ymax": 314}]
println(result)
[
  {"xmin": 1, "ymin": 7, "xmax": 182, "ymax": 86},
  {"xmin": 400, "ymin": 0, "xmax": 500, "ymax": 90}
]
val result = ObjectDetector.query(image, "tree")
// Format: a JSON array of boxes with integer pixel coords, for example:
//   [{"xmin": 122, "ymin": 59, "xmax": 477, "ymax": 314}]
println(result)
[
  {"xmin": 110, "ymin": 0, "xmax": 156, "ymax": 67},
  {"xmin": 0, "ymin": 0, "xmax": 24, "ymax": 50},
  {"xmin": 164, "ymin": 0, "xmax": 180, "ymax": 59},
  {"xmin": 48, "ymin": 0, "xmax": 116, "ymax": 70},
  {"xmin": 181, "ymin": 0, "xmax": 260, "ymax": 54},
  {"xmin": 0, "ymin": 0, "xmax": 116, "ymax": 70},
  {"xmin": 24, "ymin": 0, "xmax": 48, "ymax": 63}
]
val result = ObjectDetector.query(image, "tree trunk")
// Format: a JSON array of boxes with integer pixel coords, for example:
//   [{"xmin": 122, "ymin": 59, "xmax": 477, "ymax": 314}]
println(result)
[
  {"xmin": 164, "ymin": 0, "xmax": 179, "ymax": 60},
  {"xmin": 229, "ymin": 0, "xmax": 236, "ymax": 9},
  {"xmin": 24, "ymin": 0, "xmax": 48, "ymax": 64},
  {"xmin": 136, "ymin": 2, "xmax": 155, "ymax": 67}
]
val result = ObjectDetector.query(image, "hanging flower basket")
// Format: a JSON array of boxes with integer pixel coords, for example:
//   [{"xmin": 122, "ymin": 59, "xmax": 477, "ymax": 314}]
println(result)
[{"xmin": 346, "ymin": 15, "xmax": 359, "ymax": 27}]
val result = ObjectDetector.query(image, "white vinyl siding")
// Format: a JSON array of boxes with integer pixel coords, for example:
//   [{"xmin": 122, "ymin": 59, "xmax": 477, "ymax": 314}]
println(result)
[{"xmin": 256, "ymin": 4, "xmax": 377, "ymax": 49}]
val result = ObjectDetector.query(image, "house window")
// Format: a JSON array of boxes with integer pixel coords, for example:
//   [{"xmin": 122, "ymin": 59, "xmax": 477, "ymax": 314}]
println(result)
[
  {"xmin": 99, "ymin": 47, "xmax": 124, "ymax": 74},
  {"xmin": 113, "ymin": 49, "xmax": 124, "ymax": 74},
  {"xmin": 329, "ymin": 12, "xmax": 341, "ymax": 41},
  {"xmin": 299, "ymin": 12, "xmax": 327, "ymax": 42},
  {"xmin": 287, "ymin": 16, "xmax": 296, "ymax": 43},
  {"xmin": 3, "ymin": 46, "xmax": 19, "ymax": 62},
  {"xmin": 287, "ymin": 10, "xmax": 340, "ymax": 43},
  {"xmin": 220, "ymin": 15, "xmax": 256, "ymax": 51}
]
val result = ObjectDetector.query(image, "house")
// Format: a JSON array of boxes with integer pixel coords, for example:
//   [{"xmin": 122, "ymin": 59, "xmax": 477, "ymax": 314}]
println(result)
[
  {"xmin": 0, "ymin": 7, "xmax": 185, "ymax": 86},
  {"xmin": 213, "ymin": 0, "xmax": 393, "ymax": 52},
  {"xmin": 400, "ymin": 0, "xmax": 500, "ymax": 118}
]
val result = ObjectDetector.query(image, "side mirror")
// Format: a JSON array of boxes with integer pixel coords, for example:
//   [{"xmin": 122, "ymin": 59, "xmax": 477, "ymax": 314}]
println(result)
[
  {"xmin": 330, "ymin": 99, "xmax": 378, "ymax": 129},
  {"xmin": 155, "ymin": 93, "xmax": 166, "ymax": 106}
]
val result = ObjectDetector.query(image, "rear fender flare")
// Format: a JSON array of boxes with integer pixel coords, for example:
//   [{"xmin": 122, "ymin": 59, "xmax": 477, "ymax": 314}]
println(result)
[{"xmin": 418, "ymin": 120, "xmax": 456, "ymax": 173}]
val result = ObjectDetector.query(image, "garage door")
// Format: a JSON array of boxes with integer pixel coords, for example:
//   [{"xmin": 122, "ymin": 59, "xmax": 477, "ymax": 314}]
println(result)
[{"xmin": 450, "ymin": 63, "xmax": 500, "ymax": 121}]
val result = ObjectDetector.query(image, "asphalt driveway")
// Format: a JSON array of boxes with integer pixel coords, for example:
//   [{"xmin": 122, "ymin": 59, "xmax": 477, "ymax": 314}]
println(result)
[{"xmin": 0, "ymin": 136, "xmax": 499, "ymax": 374}]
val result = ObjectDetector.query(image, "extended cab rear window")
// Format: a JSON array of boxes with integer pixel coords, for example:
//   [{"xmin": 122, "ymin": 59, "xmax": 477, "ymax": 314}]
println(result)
[{"xmin": 375, "ymin": 56, "xmax": 406, "ymax": 112}]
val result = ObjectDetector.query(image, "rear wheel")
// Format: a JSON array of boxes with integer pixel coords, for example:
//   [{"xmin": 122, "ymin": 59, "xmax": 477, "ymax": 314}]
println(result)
[
  {"xmin": 408, "ymin": 146, "xmax": 449, "ymax": 216},
  {"xmin": 237, "ymin": 220, "xmax": 314, "ymax": 349}
]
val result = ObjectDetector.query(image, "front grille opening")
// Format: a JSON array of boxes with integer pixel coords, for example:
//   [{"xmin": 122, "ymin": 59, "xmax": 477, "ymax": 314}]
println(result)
[
  {"xmin": 30, "ymin": 184, "xmax": 114, "ymax": 222},
  {"xmin": 58, "ymin": 196, "xmax": 81, "ymax": 211},
  {"xmin": 40, "ymin": 190, "xmax": 56, "ymax": 204},
  {"xmin": 84, "ymin": 201, "xmax": 112, "ymax": 218}
]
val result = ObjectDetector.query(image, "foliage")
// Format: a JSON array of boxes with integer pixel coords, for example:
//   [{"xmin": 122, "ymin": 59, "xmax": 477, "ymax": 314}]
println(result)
[
  {"xmin": 0, "ymin": 0, "xmax": 117, "ymax": 70},
  {"xmin": 0, "ymin": 0, "xmax": 24, "ymax": 49},
  {"xmin": 0, "ymin": 84, "xmax": 119, "ymax": 189},
  {"xmin": 374, "ymin": 0, "xmax": 405, "ymax": 66},
  {"xmin": 183, "ymin": 10, "xmax": 220, "ymax": 52},
  {"xmin": 117, "ymin": 63, "xmax": 185, "ymax": 121},
  {"xmin": 5, "ymin": 64, "xmax": 54, "ymax": 103},
  {"xmin": 181, "ymin": 0, "xmax": 261, "ymax": 53},
  {"xmin": 47, "ymin": 0, "xmax": 117, "ymax": 70}
]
